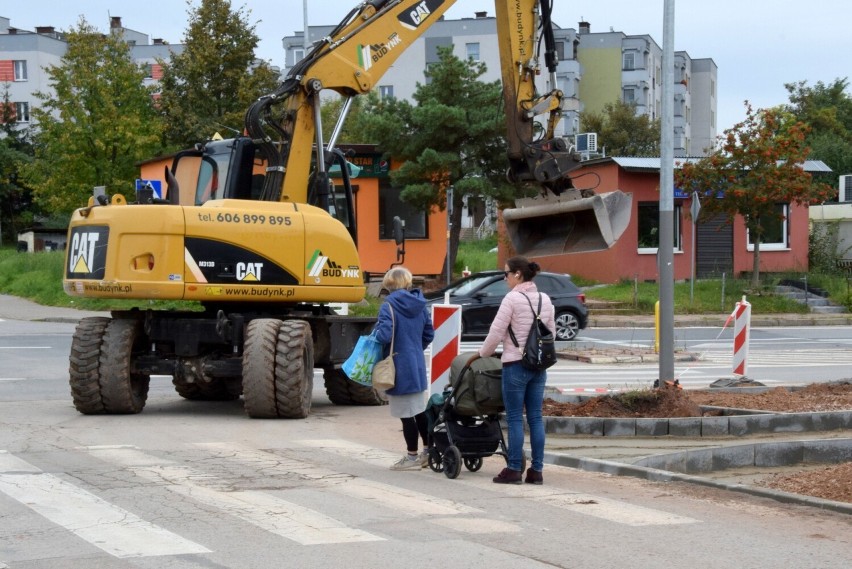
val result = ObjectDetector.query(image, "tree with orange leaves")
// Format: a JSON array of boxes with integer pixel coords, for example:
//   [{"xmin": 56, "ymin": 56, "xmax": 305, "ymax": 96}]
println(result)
[{"xmin": 675, "ymin": 102, "xmax": 833, "ymax": 287}]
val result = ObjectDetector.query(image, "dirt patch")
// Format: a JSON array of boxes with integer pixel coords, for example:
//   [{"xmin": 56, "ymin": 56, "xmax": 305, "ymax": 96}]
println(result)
[
  {"xmin": 542, "ymin": 382, "xmax": 852, "ymax": 505},
  {"xmin": 543, "ymin": 382, "xmax": 852, "ymax": 418},
  {"xmin": 756, "ymin": 462, "xmax": 852, "ymax": 504}
]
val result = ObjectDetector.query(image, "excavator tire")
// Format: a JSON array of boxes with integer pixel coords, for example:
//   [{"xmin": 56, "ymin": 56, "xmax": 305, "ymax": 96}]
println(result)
[
  {"xmin": 69, "ymin": 317, "xmax": 111, "ymax": 414},
  {"xmin": 273, "ymin": 320, "xmax": 314, "ymax": 418},
  {"xmin": 323, "ymin": 368, "xmax": 386, "ymax": 406},
  {"xmin": 242, "ymin": 319, "xmax": 281, "ymax": 418},
  {"xmin": 98, "ymin": 318, "xmax": 150, "ymax": 414},
  {"xmin": 242, "ymin": 319, "xmax": 314, "ymax": 418}
]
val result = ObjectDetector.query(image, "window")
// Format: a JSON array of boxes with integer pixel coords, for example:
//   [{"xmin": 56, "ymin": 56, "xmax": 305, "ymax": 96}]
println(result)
[
  {"xmin": 14, "ymin": 102, "xmax": 30, "ymax": 123},
  {"xmin": 623, "ymin": 88, "xmax": 635, "ymax": 104},
  {"xmin": 13, "ymin": 60, "xmax": 27, "ymax": 81},
  {"xmin": 378, "ymin": 85, "xmax": 394, "ymax": 99},
  {"xmin": 293, "ymin": 48, "xmax": 304, "ymax": 66},
  {"xmin": 623, "ymin": 52, "xmax": 634, "ymax": 70},
  {"xmin": 379, "ymin": 180, "xmax": 427, "ymax": 239},
  {"xmin": 747, "ymin": 204, "xmax": 789, "ymax": 251},
  {"xmin": 144, "ymin": 63, "xmax": 154, "ymax": 78},
  {"xmin": 637, "ymin": 202, "xmax": 682, "ymax": 252},
  {"xmin": 465, "ymin": 42, "xmax": 480, "ymax": 61}
]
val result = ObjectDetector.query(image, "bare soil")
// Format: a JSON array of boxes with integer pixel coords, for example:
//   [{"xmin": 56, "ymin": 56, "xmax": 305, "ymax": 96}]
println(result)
[{"xmin": 542, "ymin": 382, "xmax": 852, "ymax": 504}]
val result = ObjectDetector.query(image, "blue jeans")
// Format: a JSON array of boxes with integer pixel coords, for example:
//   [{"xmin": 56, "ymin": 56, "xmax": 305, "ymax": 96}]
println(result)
[{"xmin": 501, "ymin": 362, "xmax": 546, "ymax": 472}]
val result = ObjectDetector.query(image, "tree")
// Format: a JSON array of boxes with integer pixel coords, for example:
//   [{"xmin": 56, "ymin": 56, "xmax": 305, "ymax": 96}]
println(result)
[
  {"xmin": 22, "ymin": 19, "xmax": 164, "ymax": 215},
  {"xmin": 675, "ymin": 102, "xmax": 833, "ymax": 287},
  {"xmin": 0, "ymin": 83, "xmax": 35, "ymax": 245},
  {"xmin": 357, "ymin": 46, "xmax": 512, "ymax": 279},
  {"xmin": 157, "ymin": 0, "xmax": 279, "ymax": 147},
  {"xmin": 579, "ymin": 100, "xmax": 661, "ymax": 156},
  {"xmin": 784, "ymin": 78, "xmax": 852, "ymax": 182}
]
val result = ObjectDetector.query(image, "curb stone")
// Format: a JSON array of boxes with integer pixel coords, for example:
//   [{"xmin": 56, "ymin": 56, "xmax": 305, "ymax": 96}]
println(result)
[{"xmin": 544, "ymin": 451, "xmax": 852, "ymax": 516}]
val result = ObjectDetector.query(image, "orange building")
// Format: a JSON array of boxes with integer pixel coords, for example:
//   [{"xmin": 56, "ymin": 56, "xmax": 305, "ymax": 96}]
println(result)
[{"xmin": 498, "ymin": 157, "xmax": 821, "ymax": 283}]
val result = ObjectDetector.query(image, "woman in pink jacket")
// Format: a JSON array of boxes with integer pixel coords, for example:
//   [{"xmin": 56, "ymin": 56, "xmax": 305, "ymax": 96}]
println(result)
[{"xmin": 468, "ymin": 256, "xmax": 555, "ymax": 484}]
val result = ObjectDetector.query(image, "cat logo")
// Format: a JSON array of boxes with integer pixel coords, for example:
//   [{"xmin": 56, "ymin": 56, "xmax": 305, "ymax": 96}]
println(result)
[
  {"xmin": 236, "ymin": 262, "xmax": 263, "ymax": 281},
  {"xmin": 66, "ymin": 227, "xmax": 108, "ymax": 279}
]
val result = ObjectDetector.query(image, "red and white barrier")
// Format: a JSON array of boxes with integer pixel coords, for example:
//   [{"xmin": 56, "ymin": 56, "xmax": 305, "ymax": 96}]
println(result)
[
  {"xmin": 731, "ymin": 296, "xmax": 751, "ymax": 376},
  {"xmin": 429, "ymin": 304, "xmax": 461, "ymax": 393}
]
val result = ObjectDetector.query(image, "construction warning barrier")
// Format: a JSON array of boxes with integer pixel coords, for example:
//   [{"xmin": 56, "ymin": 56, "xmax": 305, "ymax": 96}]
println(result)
[
  {"xmin": 429, "ymin": 304, "xmax": 461, "ymax": 393},
  {"xmin": 730, "ymin": 296, "xmax": 751, "ymax": 376}
]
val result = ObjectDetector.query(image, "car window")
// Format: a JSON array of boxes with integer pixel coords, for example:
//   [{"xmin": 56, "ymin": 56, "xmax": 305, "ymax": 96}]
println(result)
[
  {"xmin": 451, "ymin": 275, "xmax": 496, "ymax": 296},
  {"xmin": 479, "ymin": 280, "xmax": 509, "ymax": 296},
  {"xmin": 536, "ymin": 275, "xmax": 558, "ymax": 294}
]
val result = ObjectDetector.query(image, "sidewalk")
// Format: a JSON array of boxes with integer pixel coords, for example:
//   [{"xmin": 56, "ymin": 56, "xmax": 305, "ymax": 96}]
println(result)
[
  {"xmin": 0, "ymin": 294, "xmax": 109, "ymax": 323},
  {"xmin": 4, "ymin": 292, "xmax": 850, "ymax": 327}
]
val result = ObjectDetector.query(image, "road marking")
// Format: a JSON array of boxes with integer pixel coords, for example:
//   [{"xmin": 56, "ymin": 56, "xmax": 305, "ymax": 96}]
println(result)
[
  {"xmin": 0, "ymin": 378, "xmax": 25, "ymax": 382},
  {"xmin": 84, "ymin": 445, "xmax": 383, "ymax": 545},
  {"xmin": 0, "ymin": 450, "xmax": 210, "ymax": 559},
  {"xmin": 306, "ymin": 441, "xmax": 700, "ymax": 527},
  {"xmin": 196, "ymin": 442, "xmax": 481, "ymax": 517},
  {"xmin": 0, "ymin": 346, "xmax": 51, "ymax": 349}
]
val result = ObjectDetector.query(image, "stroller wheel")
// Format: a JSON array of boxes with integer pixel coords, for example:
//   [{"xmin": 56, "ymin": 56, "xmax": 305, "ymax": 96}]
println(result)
[
  {"xmin": 427, "ymin": 448, "xmax": 443, "ymax": 472},
  {"xmin": 463, "ymin": 457, "xmax": 483, "ymax": 472},
  {"xmin": 443, "ymin": 446, "xmax": 462, "ymax": 479}
]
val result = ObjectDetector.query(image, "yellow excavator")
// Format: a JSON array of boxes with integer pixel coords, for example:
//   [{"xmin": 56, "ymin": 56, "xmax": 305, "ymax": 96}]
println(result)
[{"xmin": 64, "ymin": 0, "xmax": 631, "ymax": 418}]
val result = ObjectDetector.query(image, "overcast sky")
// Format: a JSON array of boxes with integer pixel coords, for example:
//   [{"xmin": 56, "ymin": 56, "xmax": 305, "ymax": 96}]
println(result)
[{"xmin": 5, "ymin": 0, "xmax": 848, "ymax": 132}]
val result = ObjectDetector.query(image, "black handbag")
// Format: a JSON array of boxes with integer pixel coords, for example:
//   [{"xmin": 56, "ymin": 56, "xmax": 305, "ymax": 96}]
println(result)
[{"xmin": 508, "ymin": 292, "xmax": 557, "ymax": 371}]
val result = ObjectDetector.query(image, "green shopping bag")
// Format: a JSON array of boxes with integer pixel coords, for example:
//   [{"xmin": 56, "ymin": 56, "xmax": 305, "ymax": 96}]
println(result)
[{"xmin": 341, "ymin": 330, "xmax": 384, "ymax": 386}]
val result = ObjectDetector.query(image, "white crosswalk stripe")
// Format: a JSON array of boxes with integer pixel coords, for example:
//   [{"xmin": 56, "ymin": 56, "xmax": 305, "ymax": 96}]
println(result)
[
  {"xmin": 700, "ymin": 348, "xmax": 852, "ymax": 366},
  {"xmin": 0, "ymin": 450, "xmax": 210, "ymax": 558}
]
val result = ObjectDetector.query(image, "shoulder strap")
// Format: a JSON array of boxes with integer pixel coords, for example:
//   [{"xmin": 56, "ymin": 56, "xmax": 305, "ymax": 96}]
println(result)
[
  {"xmin": 386, "ymin": 303, "xmax": 395, "ymax": 352},
  {"xmin": 508, "ymin": 292, "xmax": 539, "ymax": 347}
]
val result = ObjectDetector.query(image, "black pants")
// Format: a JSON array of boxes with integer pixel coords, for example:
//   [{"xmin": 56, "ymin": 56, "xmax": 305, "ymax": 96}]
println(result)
[{"xmin": 401, "ymin": 412, "xmax": 428, "ymax": 453}]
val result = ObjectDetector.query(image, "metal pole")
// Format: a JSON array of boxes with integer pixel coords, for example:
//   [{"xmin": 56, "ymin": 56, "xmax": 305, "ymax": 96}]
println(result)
[
  {"xmin": 446, "ymin": 187, "xmax": 453, "ymax": 285},
  {"xmin": 658, "ymin": 0, "xmax": 676, "ymax": 383},
  {"xmin": 303, "ymin": 0, "xmax": 310, "ymax": 50}
]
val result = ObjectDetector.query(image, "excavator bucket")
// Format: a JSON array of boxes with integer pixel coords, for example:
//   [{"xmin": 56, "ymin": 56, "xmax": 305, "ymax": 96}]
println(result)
[{"xmin": 503, "ymin": 190, "xmax": 632, "ymax": 256}]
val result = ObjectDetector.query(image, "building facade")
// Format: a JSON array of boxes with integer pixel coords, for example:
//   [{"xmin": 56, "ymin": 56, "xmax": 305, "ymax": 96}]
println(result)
[{"xmin": 0, "ymin": 16, "xmax": 183, "ymax": 133}]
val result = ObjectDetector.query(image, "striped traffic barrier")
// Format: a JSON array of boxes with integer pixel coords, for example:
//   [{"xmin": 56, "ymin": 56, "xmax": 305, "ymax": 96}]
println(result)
[
  {"xmin": 429, "ymin": 304, "xmax": 461, "ymax": 394},
  {"xmin": 731, "ymin": 296, "xmax": 751, "ymax": 376}
]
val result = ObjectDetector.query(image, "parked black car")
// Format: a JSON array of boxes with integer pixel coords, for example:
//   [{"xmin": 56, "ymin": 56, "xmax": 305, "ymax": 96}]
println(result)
[{"xmin": 424, "ymin": 270, "xmax": 588, "ymax": 340}]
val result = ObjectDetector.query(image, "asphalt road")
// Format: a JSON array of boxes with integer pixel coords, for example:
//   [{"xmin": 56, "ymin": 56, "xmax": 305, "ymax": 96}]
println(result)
[{"xmin": 1, "ymin": 312, "xmax": 851, "ymax": 567}]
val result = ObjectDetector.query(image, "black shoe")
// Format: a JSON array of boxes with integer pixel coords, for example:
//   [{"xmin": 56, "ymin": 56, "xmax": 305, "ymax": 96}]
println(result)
[
  {"xmin": 524, "ymin": 468, "xmax": 543, "ymax": 485},
  {"xmin": 492, "ymin": 468, "xmax": 522, "ymax": 484}
]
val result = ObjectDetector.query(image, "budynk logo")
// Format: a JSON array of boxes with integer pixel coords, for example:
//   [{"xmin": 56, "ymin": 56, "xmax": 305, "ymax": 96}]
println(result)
[{"xmin": 307, "ymin": 250, "xmax": 360, "ymax": 279}]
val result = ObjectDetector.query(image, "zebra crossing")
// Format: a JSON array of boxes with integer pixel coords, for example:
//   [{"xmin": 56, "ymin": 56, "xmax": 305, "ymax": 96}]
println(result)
[
  {"xmin": 698, "ymin": 348, "xmax": 852, "ymax": 366},
  {"xmin": 0, "ymin": 440, "xmax": 699, "ymax": 565}
]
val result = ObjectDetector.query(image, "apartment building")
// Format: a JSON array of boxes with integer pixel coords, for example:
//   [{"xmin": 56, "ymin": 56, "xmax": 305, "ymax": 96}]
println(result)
[
  {"xmin": 281, "ymin": 13, "xmax": 717, "ymax": 156},
  {"xmin": 0, "ymin": 15, "xmax": 183, "ymax": 134}
]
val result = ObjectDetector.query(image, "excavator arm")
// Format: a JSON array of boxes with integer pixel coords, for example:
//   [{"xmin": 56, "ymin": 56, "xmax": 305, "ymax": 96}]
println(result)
[{"xmin": 246, "ymin": 0, "xmax": 630, "ymax": 255}]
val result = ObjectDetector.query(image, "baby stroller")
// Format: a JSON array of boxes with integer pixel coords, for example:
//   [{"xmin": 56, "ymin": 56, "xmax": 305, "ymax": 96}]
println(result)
[{"xmin": 425, "ymin": 353, "xmax": 514, "ymax": 479}]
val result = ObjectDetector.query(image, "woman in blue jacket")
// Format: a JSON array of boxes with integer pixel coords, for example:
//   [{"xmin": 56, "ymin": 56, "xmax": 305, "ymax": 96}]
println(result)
[{"xmin": 374, "ymin": 267, "xmax": 435, "ymax": 470}]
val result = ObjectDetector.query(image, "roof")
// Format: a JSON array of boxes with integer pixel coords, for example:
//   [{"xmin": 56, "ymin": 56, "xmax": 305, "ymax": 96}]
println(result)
[{"xmin": 585, "ymin": 156, "xmax": 833, "ymax": 173}]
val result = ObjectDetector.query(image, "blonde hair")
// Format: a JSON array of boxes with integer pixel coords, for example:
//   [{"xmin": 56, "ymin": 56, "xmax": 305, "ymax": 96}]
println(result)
[{"xmin": 382, "ymin": 267, "xmax": 413, "ymax": 292}]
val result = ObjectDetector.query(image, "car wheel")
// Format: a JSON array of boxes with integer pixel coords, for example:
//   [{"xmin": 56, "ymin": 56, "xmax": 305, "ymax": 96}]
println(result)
[{"xmin": 555, "ymin": 311, "xmax": 580, "ymax": 341}]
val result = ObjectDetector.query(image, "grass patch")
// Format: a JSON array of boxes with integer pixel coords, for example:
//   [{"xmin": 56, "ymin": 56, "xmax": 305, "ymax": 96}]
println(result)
[
  {"xmin": 454, "ymin": 236, "xmax": 498, "ymax": 274},
  {"xmin": 0, "ymin": 248, "xmax": 200, "ymax": 312}
]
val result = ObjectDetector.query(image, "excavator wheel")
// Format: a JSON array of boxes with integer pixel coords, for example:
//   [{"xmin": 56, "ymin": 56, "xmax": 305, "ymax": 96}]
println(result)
[
  {"xmin": 323, "ymin": 368, "xmax": 386, "ymax": 406},
  {"xmin": 69, "ymin": 317, "xmax": 111, "ymax": 414},
  {"xmin": 242, "ymin": 318, "xmax": 314, "ymax": 418},
  {"xmin": 98, "ymin": 318, "xmax": 150, "ymax": 414},
  {"xmin": 273, "ymin": 319, "xmax": 314, "ymax": 418}
]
